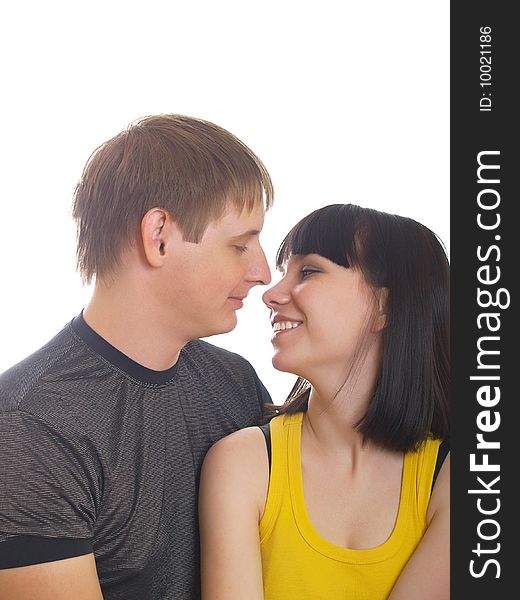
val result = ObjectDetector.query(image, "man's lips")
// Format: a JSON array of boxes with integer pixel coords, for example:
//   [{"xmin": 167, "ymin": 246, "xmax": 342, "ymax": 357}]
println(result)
[{"xmin": 228, "ymin": 296, "xmax": 246, "ymax": 309}]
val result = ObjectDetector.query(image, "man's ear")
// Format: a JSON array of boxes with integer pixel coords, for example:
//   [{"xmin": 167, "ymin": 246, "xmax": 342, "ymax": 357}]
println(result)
[
  {"xmin": 140, "ymin": 208, "xmax": 178, "ymax": 267},
  {"xmin": 373, "ymin": 287, "xmax": 389, "ymax": 332}
]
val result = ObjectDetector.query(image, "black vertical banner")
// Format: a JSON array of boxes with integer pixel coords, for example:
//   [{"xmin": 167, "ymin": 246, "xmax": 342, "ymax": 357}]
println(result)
[{"xmin": 451, "ymin": 2, "xmax": 516, "ymax": 598}]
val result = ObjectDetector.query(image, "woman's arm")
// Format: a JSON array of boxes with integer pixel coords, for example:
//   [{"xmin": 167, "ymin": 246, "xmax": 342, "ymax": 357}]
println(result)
[
  {"xmin": 199, "ymin": 427, "xmax": 270, "ymax": 600},
  {"xmin": 388, "ymin": 453, "xmax": 450, "ymax": 600},
  {"xmin": 0, "ymin": 554, "xmax": 104, "ymax": 600}
]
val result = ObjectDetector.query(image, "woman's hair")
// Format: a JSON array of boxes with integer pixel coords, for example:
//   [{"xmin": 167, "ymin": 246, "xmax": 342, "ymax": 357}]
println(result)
[
  {"xmin": 266, "ymin": 203, "xmax": 449, "ymax": 453},
  {"xmin": 72, "ymin": 114, "xmax": 274, "ymax": 284}
]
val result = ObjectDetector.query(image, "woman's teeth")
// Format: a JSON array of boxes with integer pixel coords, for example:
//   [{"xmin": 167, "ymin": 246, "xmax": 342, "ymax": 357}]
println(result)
[{"xmin": 273, "ymin": 321, "xmax": 301, "ymax": 332}]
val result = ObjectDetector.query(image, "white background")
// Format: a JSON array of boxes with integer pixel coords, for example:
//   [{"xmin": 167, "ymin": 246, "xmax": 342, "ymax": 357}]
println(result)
[{"xmin": 0, "ymin": 1, "xmax": 449, "ymax": 403}]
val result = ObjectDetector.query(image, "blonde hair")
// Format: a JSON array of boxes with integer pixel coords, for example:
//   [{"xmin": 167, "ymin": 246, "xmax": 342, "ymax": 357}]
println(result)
[{"xmin": 72, "ymin": 114, "xmax": 274, "ymax": 284}]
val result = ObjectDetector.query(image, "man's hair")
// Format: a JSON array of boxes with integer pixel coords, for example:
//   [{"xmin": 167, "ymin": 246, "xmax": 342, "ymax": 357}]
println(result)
[
  {"xmin": 266, "ymin": 203, "xmax": 450, "ymax": 453},
  {"xmin": 72, "ymin": 114, "xmax": 274, "ymax": 284}
]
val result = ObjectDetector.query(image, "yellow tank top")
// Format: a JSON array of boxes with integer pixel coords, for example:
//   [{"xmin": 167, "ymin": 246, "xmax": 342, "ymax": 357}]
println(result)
[{"xmin": 260, "ymin": 412, "xmax": 441, "ymax": 600}]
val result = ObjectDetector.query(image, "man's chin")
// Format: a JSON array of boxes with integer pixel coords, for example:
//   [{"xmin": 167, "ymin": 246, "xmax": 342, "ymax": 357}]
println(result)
[{"xmin": 202, "ymin": 314, "xmax": 238, "ymax": 338}]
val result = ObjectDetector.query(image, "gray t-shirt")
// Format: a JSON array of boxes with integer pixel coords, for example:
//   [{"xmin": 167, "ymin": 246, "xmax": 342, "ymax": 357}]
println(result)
[{"xmin": 0, "ymin": 313, "xmax": 270, "ymax": 599}]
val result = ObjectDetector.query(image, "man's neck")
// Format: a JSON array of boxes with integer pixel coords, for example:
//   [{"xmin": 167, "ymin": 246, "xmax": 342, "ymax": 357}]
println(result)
[{"xmin": 83, "ymin": 282, "xmax": 187, "ymax": 372}]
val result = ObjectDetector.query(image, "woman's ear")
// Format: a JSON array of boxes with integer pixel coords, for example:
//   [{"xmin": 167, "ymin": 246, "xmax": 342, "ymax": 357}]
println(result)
[
  {"xmin": 373, "ymin": 287, "xmax": 389, "ymax": 332},
  {"xmin": 140, "ymin": 207, "xmax": 173, "ymax": 267}
]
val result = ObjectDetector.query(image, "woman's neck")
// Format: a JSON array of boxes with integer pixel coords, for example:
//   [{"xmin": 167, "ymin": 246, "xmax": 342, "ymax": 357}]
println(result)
[{"xmin": 302, "ymin": 351, "xmax": 381, "ymax": 459}]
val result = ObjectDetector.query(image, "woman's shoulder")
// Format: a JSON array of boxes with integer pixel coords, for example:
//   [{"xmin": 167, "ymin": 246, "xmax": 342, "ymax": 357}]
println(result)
[
  {"xmin": 201, "ymin": 426, "xmax": 270, "ymax": 519},
  {"xmin": 205, "ymin": 425, "xmax": 269, "ymax": 463}
]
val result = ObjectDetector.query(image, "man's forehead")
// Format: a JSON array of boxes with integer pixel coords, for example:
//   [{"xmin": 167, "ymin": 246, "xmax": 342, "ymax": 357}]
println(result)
[{"xmin": 206, "ymin": 203, "xmax": 265, "ymax": 238}]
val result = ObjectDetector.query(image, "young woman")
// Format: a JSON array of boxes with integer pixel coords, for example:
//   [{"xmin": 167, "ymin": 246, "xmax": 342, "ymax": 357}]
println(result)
[{"xmin": 199, "ymin": 204, "xmax": 450, "ymax": 599}]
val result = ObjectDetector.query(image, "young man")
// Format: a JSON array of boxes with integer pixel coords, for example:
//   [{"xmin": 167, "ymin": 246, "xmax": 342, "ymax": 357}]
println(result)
[{"xmin": 0, "ymin": 115, "xmax": 274, "ymax": 599}]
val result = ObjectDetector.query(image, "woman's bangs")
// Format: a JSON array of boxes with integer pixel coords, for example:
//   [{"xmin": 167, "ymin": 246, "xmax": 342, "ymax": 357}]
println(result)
[{"xmin": 275, "ymin": 204, "xmax": 360, "ymax": 269}]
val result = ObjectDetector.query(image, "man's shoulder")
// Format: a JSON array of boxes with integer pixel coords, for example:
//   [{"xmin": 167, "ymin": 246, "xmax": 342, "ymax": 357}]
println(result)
[
  {"xmin": 181, "ymin": 339, "xmax": 270, "ymax": 425},
  {"xmin": 181, "ymin": 339, "xmax": 267, "ymax": 395},
  {"xmin": 0, "ymin": 320, "xmax": 88, "ymax": 413},
  {"xmin": 184, "ymin": 338, "xmax": 251, "ymax": 368}
]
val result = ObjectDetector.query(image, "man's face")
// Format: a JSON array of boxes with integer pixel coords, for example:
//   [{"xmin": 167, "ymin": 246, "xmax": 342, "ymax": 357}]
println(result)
[{"xmin": 162, "ymin": 202, "xmax": 271, "ymax": 340}]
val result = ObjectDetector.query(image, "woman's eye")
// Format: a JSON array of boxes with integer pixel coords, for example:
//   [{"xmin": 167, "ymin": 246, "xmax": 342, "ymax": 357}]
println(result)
[
  {"xmin": 301, "ymin": 267, "xmax": 320, "ymax": 278},
  {"xmin": 233, "ymin": 245, "xmax": 248, "ymax": 254}
]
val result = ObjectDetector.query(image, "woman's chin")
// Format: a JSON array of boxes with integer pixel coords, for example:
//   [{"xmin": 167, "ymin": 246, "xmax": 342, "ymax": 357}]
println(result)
[{"xmin": 271, "ymin": 353, "xmax": 304, "ymax": 376}]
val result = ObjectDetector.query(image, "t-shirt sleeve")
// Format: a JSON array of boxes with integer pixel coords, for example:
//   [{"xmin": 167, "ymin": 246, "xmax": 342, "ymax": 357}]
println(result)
[{"xmin": 0, "ymin": 411, "xmax": 100, "ymax": 568}]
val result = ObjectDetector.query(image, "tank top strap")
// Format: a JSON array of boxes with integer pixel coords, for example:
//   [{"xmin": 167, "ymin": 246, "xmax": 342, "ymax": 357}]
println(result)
[
  {"xmin": 410, "ymin": 436, "xmax": 442, "ymax": 522},
  {"xmin": 259, "ymin": 412, "xmax": 303, "ymax": 543}
]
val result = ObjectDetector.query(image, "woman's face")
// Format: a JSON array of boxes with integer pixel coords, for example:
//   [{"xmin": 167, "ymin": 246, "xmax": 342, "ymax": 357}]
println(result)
[{"xmin": 262, "ymin": 253, "xmax": 380, "ymax": 382}]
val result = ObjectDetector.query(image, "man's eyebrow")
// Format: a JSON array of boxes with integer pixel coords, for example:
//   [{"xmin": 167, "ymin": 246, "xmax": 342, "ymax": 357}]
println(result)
[{"xmin": 229, "ymin": 229, "xmax": 261, "ymax": 240}]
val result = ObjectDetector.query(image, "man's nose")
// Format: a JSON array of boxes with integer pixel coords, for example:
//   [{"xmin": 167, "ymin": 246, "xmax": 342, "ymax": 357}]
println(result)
[{"xmin": 247, "ymin": 247, "xmax": 271, "ymax": 286}]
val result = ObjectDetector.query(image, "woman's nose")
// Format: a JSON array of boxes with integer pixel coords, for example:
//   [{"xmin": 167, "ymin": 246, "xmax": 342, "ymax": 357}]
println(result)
[{"xmin": 262, "ymin": 278, "xmax": 290, "ymax": 307}]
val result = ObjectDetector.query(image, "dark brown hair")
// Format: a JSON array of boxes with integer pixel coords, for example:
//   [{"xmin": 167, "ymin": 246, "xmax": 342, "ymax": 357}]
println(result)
[
  {"xmin": 266, "ymin": 204, "xmax": 450, "ymax": 453},
  {"xmin": 72, "ymin": 114, "xmax": 274, "ymax": 284}
]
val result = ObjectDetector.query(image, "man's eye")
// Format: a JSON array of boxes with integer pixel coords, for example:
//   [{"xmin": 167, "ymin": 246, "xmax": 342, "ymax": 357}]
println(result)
[{"xmin": 233, "ymin": 245, "xmax": 248, "ymax": 254}]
